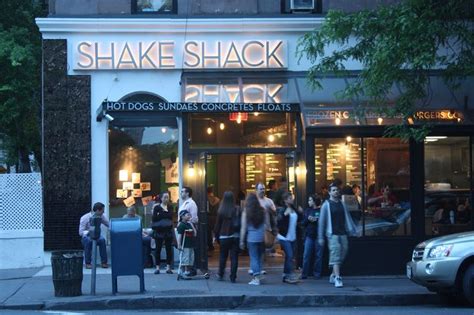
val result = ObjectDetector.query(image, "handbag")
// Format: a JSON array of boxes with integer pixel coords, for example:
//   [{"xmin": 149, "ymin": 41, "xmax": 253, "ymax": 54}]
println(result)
[
  {"xmin": 151, "ymin": 218, "xmax": 173, "ymax": 231},
  {"xmin": 264, "ymin": 229, "xmax": 275, "ymax": 248}
]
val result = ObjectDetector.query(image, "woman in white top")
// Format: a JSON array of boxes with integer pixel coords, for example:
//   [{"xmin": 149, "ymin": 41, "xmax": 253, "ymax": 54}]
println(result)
[{"xmin": 276, "ymin": 191, "xmax": 302, "ymax": 283}]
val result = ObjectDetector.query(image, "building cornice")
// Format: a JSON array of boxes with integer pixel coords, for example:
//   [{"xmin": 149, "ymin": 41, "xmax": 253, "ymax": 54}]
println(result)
[{"xmin": 36, "ymin": 17, "xmax": 323, "ymax": 35}]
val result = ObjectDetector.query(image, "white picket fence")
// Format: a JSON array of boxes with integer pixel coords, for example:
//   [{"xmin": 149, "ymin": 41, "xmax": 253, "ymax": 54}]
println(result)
[{"xmin": 0, "ymin": 173, "xmax": 44, "ymax": 269}]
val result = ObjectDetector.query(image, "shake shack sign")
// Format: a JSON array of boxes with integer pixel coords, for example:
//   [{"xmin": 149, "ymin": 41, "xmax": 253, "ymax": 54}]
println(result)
[{"xmin": 97, "ymin": 101, "xmax": 299, "ymax": 120}]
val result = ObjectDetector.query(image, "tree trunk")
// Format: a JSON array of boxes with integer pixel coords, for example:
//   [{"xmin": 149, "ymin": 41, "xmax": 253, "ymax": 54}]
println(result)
[{"xmin": 17, "ymin": 147, "xmax": 31, "ymax": 173}]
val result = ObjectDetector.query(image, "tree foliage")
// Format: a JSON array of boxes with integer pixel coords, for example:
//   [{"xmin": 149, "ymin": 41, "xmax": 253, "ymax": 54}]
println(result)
[
  {"xmin": 297, "ymin": 0, "xmax": 474, "ymax": 142},
  {"xmin": 0, "ymin": 1, "xmax": 46, "ymax": 172}
]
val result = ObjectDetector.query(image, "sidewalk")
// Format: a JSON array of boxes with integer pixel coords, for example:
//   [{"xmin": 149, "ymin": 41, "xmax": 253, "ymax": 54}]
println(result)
[{"xmin": 0, "ymin": 266, "xmax": 439, "ymax": 311}]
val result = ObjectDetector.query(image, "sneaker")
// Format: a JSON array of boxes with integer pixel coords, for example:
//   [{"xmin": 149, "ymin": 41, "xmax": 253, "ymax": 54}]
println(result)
[
  {"xmin": 248, "ymin": 277, "xmax": 260, "ymax": 285},
  {"xmin": 101, "ymin": 263, "xmax": 109, "ymax": 268},
  {"xmin": 329, "ymin": 274, "xmax": 336, "ymax": 284},
  {"xmin": 334, "ymin": 276, "xmax": 343, "ymax": 288},
  {"xmin": 154, "ymin": 269, "xmax": 160, "ymax": 274},
  {"xmin": 248, "ymin": 269, "xmax": 253, "ymax": 275},
  {"xmin": 166, "ymin": 269, "xmax": 173, "ymax": 274},
  {"xmin": 283, "ymin": 276, "xmax": 298, "ymax": 284},
  {"xmin": 261, "ymin": 270, "xmax": 267, "ymax": 275},
  {"xmin": 85, "ymin": 264, "xmax": 92, "ymax": 269}
]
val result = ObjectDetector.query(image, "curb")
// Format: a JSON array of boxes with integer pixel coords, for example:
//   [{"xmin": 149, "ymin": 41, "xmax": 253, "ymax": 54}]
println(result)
[{"xmin": 1, "ymin": 293, "xmax": 439, "ymax": 311}]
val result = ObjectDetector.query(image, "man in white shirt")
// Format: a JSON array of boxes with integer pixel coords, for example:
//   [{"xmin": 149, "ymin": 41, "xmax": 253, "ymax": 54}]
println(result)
[
  {"xmin": 179, "ymin": 186, "xmax": 198, "ymax": 224},
  {"xmin": 78, "ymin": 202, "xmax": 109, "ymax": 269}
]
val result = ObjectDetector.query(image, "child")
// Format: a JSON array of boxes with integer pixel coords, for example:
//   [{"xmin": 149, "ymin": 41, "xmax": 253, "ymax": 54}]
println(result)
[{"xmin": 177, "ymin": 210, "xmax": 197, "ymax": 276}]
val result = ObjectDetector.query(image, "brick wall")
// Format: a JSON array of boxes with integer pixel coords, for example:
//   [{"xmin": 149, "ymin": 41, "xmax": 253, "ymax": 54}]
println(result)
[{"xmin": 42, "ymin": 39, "xmax": 91, "ymax": 250}]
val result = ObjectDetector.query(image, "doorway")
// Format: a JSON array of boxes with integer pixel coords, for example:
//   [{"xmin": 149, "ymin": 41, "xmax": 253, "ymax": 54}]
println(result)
[{"xmin": 203, "ymin": 153, "xmax": 290, "ymax": 270}]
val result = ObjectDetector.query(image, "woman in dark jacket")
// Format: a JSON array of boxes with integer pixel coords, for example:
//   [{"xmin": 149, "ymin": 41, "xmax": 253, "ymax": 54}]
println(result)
[
  {"xmin": 152, "ymin": 191, "xmax": 174, "ymax": 274},
  {"xmin": 214, "ymin": 191, "xmax": 240, "ymax": 282},
  {"xmin": 276, "ymin": 191, "xmax": 303, "ymax": 284},
  {"xmin": 301, "ymin": 194, "xmax": 322, "ymax": 279}
]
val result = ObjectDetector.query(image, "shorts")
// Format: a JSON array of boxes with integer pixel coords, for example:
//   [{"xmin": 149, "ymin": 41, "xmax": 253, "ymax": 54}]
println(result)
[
  {"xmin": 180, "ymin": 248, "xmax": 194, "ymax": 266},
  {"xmin": 328, "ymin": 234, "xmax": 348, "ymax": 266}
]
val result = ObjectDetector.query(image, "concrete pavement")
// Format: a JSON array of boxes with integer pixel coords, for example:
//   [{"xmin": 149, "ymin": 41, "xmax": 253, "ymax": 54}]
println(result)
[{"xmin": 0, "ymin": 266, "xmax": 439, "ymax": 311}]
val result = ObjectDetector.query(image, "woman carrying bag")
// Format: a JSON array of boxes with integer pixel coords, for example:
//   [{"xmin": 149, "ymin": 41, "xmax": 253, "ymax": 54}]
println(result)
[
  {"xmin": 151, "ymin": 191, "xmax": 175, "ymax": 274},
  {"xmin": 276, "ymin": 191, "xmax": 303, "ymax": 284},
  {"xmin": 214, "ymin": 191, "xmax": 241, "ymax": 283}
]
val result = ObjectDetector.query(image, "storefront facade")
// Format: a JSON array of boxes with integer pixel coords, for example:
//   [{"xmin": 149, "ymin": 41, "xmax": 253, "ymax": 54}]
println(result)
[{"xmin": 37, "ymin": 8, "xmax": 474, "ymax": 275}]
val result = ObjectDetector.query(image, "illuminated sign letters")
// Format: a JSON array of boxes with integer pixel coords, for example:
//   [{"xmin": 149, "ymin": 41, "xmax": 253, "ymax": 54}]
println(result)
[{"xmin": 74, "ymin": 40, "xmax": 287, "ymax": 70}]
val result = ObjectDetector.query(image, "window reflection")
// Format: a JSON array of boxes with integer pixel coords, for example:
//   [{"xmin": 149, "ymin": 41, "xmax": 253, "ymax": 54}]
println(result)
[
  {"xmin": 424, "ymin": 137, "xmax": 471, "ymax": 236},
  {"xmin": 136, "ymin": 0, "xmax": 174, "ymax": 13},
  {"xmin": 108, "ymin": 126, "xmax": 179, "ymax": 226},
  {"xmin": 314, "ymin": 137, "xmax": 411, "ymax": 237}
]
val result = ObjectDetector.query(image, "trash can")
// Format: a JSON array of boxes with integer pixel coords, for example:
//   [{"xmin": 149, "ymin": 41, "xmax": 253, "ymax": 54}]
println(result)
[
  {"xmin": 51, "ymin": 250, "xmax": 84, "ymax": 297},
  {"xmin": 110, "ymin": 218, "xmax": 145, "ymax": 294}
]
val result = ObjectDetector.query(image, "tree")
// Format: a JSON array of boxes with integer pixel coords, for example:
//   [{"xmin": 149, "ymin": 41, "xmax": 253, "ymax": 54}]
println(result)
[
  {"xmin": 298, "ymin": 0, "xmax": 474, "ymax": 142},
  {"xmin": 0, "ymin": 1, "xmax": 47, "ymax": 172}
]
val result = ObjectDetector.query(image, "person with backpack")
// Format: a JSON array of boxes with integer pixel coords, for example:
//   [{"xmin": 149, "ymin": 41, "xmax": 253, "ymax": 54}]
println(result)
[{"xmin": 214, "ymin": 191, "xmax": 241, "ymax": 283}]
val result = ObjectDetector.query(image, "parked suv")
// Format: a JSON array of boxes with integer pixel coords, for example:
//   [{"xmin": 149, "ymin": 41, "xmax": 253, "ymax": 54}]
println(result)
[{"xmin": 406, "ymin": 231, "xmax": 474, "ymax": 305}]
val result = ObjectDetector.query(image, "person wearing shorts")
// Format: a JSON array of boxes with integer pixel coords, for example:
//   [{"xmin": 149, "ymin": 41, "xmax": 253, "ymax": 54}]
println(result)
[
  {"xmin": 177, "ymin": 210, "xmax": 196, "ymax": 276},
  {"xmin": 318, "ymin": 182, "xmax": 358, "ymax": 288}
]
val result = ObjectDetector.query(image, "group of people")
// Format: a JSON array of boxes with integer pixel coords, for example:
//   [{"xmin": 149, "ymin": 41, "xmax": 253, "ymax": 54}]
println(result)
[{"xmin": 78, "ymin": 180, "xmax": 359, "ymax": 288}]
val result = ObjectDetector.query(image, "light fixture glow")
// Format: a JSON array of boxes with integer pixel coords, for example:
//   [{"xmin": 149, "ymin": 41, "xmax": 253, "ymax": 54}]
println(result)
[
  {"xmin": 268, "ymin": 134, "xmax": 275, "ymax": 142},
  {"xmin": 219, "ymin": 123, "xmax": 225, "ymax": 130},
  {"xmin": 346, "ymin": 136, "xmax": 352, "ymax": 142},
  {"xmin": 207, "ymin": 127, "xmax": 213, "ymax": 135},
  {"xmin": 254, "ymin": 112, "xmax": 259, "ymax": 116},
  {"xmin": 377, "ymin": 117, "xmax": 383, "ymax": 125},
  {"xmin": 335, "ymin": 118, "xmax": 341, "ymax": 125},
  {"xmin": 119, "ymin": 170, "xmax": 128, "ymax": 181},
  {"xmin": 407, "ymin": 117, "xmax": 414, "ymax": 125},
  {"xmin": 161, "ymin": 127, "xmax": 167, "ymax": 133}
]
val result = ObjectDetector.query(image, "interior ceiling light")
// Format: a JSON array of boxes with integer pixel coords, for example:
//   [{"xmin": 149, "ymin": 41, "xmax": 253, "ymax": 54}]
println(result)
[
  {"xmin": 377, "ymin": 117, "xmax": 383, "ymax": 125},
  {"xmin": 219, "ymin": 122, "xmax": 225, "ymax": 130},
  {"xmin": 207, "ymin": 127, "xmax": 213, "ymax": 135},
  {"xmin": 335, "ymin": 118, "xmax": 341, "ymax": 125},
  {"xmin": 268, "ymin": 134, "xmax": 275, "ymax": 143}
]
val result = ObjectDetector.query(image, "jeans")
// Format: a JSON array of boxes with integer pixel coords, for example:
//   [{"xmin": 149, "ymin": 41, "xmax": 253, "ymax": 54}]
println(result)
[
  {"xmin": 279, "ymin": 240, "xmax": 296, "ymax": 276},
  {"xmin": 218, "ymin": 237, "xmax": 239, "ymax": 280},
  {"xmin": 82, "ymin": 236, "xmax": 107, "ymax": 264},
  {"xmin": 247, "ymin": 242, "xmax": 264, "ymax": 276},
  {"xmin": 302, "ymin": 237, "xmax": 323, "ymax": 277},
  {"xmin": 155, "ymin": 237, "xmax": 173, "ymax": 266}
]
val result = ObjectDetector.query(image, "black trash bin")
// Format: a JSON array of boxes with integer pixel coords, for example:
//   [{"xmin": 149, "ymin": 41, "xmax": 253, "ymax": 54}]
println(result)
[{"xmin": 51, "ymin": 250, "xmax": 84, "ymax": 297}]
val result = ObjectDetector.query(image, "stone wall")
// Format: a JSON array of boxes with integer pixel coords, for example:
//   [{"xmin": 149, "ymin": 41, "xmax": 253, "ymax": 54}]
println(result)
[{"xmin": 43, "ymin": 39, "xmax": 91, "ymax": 250}]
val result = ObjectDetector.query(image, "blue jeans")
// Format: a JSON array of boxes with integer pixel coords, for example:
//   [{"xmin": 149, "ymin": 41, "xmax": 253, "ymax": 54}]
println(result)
[
  {"xmin": 279, "ymin": 239, "xmax": 296, "ymax": 276},
  {"xmin": 81, "ymin": 236, "xmax": 107, "ymax": 264},
  {"xmin": 302, "ymin": 237, "xmax": 323, "ymax": 277},
  {"xmin": 247, "ymin": 242, "xmax": 264, "ymax": 276}
]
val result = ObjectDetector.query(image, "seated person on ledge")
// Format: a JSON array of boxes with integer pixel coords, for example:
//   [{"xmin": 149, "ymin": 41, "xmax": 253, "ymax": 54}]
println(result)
[
  {"xmin": 368, "ymin": 183, "xmax": 398, "ymax": 208},
  {"xmin": 79, "ymin": 202, "xmax": 109, "ymax": 269}
]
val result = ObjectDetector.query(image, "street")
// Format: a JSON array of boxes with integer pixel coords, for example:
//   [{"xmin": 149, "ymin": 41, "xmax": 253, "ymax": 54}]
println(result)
[{"xmin": 0, "ymin": 306, "xmax": 473, "ymax": 315}]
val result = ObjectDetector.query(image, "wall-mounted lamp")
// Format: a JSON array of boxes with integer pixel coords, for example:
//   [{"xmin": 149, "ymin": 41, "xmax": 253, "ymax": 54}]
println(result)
[
  {"xmin": 346, "ymin": 136, "xmax": 352, "ymax": 142},
  {"xmin": 188, "ymin": 160, "xmax": 195, "ymax": 177},
  {"xmin": 104, "ymin": 114, "xmax": 114, "ymax": 122},
  {"xmin": 207, "ymin": 126, "xmax": 213, "ymax": 135},
  {"xmin": 161, "ymin": 127, "xmax": 167, "ymax": 133},
  {"xmin": 219, "ymin": 122, "xmax": 225, "ymax": 130},
  {"xmin": 377, "ymin": 117, "xmax": 383, "ymax": 125}
]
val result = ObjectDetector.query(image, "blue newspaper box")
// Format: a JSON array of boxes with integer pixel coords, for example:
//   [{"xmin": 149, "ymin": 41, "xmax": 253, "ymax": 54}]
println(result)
[{"xmin": 110, "ymin": 218, "xmax": 145, "ymax": 294}]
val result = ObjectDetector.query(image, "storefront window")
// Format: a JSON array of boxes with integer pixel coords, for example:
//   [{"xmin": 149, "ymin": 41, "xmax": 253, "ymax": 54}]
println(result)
[
  {"xmin": 135, "ymin": 0, "xmax": 175, "ymax": 13},
  {"xmin": 424, "ymin": 137, "xmax": 471, "ymax": 236},
  {"xmin": 314, "ymin": 137, "xmax": 411, "ymax": 237},
  {"xmin": 108, "ymin": 126, "xmax": 179, "ymax": 226},
  {"xmin": 188, "ymin": 113, "xmax": 296, "ymax": 148}
]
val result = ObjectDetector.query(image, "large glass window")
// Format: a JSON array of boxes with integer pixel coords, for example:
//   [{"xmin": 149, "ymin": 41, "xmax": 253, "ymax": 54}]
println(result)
[
  {"xmin": 315, "ymin": 137, "xmax": 411, "ymax": 237},
  {"xmin": 188, "ymin": 113, "xmax": 296, "ymax": 149},
  {"xmin": 135, "ymin": 0, "xmax": 175, "ymax": 13},
  {"xmin": 424, "ymin": 136, "xmax": 472, "ymax": 236},
  {"xmin": 108, "ymin": 126, "xmax": 179, "ymax": 226}
]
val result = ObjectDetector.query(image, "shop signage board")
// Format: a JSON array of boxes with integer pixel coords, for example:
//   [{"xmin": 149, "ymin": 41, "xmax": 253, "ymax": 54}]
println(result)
[
  {"xmin": 100, "ymin": 101, "xmax": 296, "ymax": 114},
  {"xmin": 74, "ymin": 40, "xmax": 287, "ymax": 70}
]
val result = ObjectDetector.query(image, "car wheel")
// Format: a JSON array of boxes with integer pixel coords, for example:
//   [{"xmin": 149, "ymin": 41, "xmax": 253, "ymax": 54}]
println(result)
[{"xmin": 462, "ymin": 264, "xmax": 474, "ymax": 306}]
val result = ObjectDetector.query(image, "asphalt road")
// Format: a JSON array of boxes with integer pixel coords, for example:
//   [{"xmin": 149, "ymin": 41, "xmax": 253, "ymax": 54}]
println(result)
[{"xmin": 0, "ymin": 306, "xmax": 473, "ymax": 315}]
